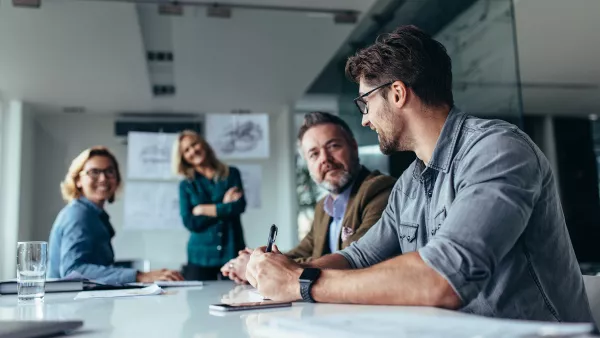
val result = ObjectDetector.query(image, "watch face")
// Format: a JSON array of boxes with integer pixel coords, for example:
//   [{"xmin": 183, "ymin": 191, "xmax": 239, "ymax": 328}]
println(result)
[{"xmin": 299, "ymin": 268, "xmax": 320, "ymax": 282}]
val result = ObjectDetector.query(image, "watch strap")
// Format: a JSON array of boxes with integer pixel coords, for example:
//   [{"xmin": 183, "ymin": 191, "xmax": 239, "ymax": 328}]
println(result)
[{"xmin": 300, "ymin": 280, "xmax": 316, "ymax": 303}]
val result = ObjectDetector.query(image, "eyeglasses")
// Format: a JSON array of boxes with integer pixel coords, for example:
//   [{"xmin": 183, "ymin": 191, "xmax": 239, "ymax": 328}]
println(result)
[
  {"xmin": 353, "ymin": 81, "xmax": 395, "ymax": 115},
  {"xmin": 80, "ymin": 168, "xmax": 117, "ymax": 180}
]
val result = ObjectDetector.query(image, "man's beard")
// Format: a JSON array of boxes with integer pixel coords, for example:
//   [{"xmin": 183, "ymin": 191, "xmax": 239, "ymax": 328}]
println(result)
[
  {"xmin": 311, "ymin": 160, "xmax": 360, "ymax": 194},
  {"xmin": 377, "ymin": 102, "xmax": 410, "ymax": 155},
  {"xmin": 378, "ymin": 131, "xmax": 400, "ymax": 155}
]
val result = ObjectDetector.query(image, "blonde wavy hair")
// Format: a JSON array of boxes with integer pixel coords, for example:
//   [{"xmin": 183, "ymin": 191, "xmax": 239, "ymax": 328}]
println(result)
[
  {"xmin": 60, "ymin": 146, "xmax": 122, "ymax": 204},
  {"xmin": 172, "ymin": 130, "xmax": 229, "ymax": 180}
]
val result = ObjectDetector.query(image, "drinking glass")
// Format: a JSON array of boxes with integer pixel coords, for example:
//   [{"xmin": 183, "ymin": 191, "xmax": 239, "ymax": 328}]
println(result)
[{"xmin": 16, "ymin": 241, "xmax": 48, "ymax": 302}]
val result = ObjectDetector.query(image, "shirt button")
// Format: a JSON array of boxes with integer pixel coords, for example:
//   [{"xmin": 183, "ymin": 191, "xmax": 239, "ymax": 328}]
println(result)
[
  {"xmin": 218, "ymin": 232, "xmax": 223, "ymax": 237},
  {"xmin": 217, "ymin": 245, "xmax": 222, "ymax": 251}
]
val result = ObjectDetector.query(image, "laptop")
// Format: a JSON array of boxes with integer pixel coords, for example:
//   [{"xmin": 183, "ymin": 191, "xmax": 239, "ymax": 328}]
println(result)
[{"xmin": 0, "ymin": 320, "xmax": 83, "ymax": 338}]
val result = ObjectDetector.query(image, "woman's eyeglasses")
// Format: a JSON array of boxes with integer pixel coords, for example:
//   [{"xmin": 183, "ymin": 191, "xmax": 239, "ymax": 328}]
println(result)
[{"xmin": 80, "ymin": 168, "xmax": 117, "ymax": 180}]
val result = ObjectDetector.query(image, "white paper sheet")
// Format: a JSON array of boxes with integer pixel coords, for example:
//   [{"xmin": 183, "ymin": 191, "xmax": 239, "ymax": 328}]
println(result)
[
  {"xmin": 127, "ymin": 281, "xmax": 204, "ymax": 288},
  {"xmin": 74, "ymin": 285, "xmax": 164, "ymax": 300},
  {"xmin": 261, "ymin": 311, "xmax": 594, "ymax": 338},
  {"xmin": 236, "ymin": 164, "xmax": 262, "ymax": 209},
  {"xmin": 123, "ymin": 181, "xmax": 182, "ymax": 230},
  {"xmin": 127, "ymin": 132, "xmax": 178, "ymax": 179},
  {"xmin": 205, "ymin": 114, "xmax": 269, "ymax": 159}
]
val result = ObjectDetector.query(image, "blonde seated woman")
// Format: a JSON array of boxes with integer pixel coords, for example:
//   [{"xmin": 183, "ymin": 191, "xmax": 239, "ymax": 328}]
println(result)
[{"xmin": 48, "ymin": 146, "xmax": 183, "ymax": 285}]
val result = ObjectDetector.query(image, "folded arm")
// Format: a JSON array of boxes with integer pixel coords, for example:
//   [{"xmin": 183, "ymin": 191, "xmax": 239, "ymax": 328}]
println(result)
[
  {"xmin": 215, "ymin": 168, "xmax": 247, "ymax": 217},
  {"xmin": 179, "ymin": 182, "xmax": 220, "ymax": 232}
]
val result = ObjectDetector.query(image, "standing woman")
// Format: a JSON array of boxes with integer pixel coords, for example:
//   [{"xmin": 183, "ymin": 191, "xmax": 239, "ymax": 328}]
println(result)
[{"xmin": 173, "ymin": 130, "xmax": 247, "ymax": 280}]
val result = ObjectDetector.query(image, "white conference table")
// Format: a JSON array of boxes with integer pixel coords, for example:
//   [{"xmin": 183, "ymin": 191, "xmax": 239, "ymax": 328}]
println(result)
[{"xmin": 0, "ymin": 280, "xmax": 472, "ymax": 337}]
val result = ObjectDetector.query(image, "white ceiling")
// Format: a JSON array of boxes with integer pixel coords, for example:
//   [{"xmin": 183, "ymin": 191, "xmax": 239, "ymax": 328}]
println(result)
[
  {"xmin": 1, "ymin": 0, "xmax": 598, "ymax": 117},
  {"xmin": 0, "ymin": 0, "xmax": 151, "ymax": 114},
  {"xmin": 0, "ymin": 0, "xmax": 376, "ymax": 114}
]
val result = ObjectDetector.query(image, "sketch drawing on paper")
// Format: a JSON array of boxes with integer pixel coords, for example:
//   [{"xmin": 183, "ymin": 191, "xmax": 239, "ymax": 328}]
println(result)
[
  {"xmin": 127, "ymin": 132, "xmax": 178, "ymax": 179},
  {"xmin": 140, "ymin": 144, "xmax": 171, "ymax": 164},
  {"xmin": 124, "ymin": 181, "xmax": 182, "ymax": 230},
  {"xmin": 217, "ymin": 120, "xmax": 264, "ymax": 154},
  {"xmin": 206, "ymin": 114, "xmax": 270, "ymax": 159}
]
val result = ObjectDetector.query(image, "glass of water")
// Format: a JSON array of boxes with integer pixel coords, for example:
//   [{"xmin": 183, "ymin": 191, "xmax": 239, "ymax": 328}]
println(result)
[{"xmin": 16, "ymin": 241, "xmax": 48, "ymax": 302}]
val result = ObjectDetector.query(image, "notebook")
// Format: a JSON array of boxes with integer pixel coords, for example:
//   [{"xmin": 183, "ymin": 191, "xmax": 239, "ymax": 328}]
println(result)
[
  {"xmin": 0, "ymin": 278, "xmax": 145, "ymax": 295},
  {"xmin": 0, "ymin": 279, "xmax": 83, "ymax": 295}
]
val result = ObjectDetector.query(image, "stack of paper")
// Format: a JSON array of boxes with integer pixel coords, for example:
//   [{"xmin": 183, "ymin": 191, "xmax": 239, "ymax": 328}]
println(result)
[{"xmin": 257, "ymin": 311, "xmax": 594, "ymax": 338}]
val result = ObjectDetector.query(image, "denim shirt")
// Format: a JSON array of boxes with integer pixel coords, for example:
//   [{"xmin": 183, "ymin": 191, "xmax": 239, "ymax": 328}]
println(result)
[
  {"xmin": 340, "ymin": 107, "xmax": 593, "ymax": 322},
  {"xmin": 48, "ymin": 197, "xmax": 137, "ymax": 285}
]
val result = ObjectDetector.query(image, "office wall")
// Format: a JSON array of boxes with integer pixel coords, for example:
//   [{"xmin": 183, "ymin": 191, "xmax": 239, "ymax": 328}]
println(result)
[
  {"xmin": 18, "ymin": 105, "xmax": 35, "ymax": 243},
  {"xmin": 32, "ymin": 111, "xmax": 296, "ymax": 270},
  {"xmin": 0, "ymin": 101, "xmax": 35, "ymax": 279}
]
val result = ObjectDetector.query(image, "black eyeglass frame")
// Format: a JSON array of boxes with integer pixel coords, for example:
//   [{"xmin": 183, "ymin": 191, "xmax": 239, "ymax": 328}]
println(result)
[
  {"xmin": 353, "ymin": 81, "xmax": 396, "ymax": 115},
  {"xmin": 80, "ymin": 168, "xmax": 117, "ymax": 180}
]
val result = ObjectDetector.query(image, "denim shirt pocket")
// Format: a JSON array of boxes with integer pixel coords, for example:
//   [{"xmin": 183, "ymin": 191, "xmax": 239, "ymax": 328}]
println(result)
[
  {"xmin": 430, "ymin": 207, "xmax": 446, "ymax": 237},
  {"xmin": 399, "ymin": 222, "xmax": 419, "ymax": 253}
]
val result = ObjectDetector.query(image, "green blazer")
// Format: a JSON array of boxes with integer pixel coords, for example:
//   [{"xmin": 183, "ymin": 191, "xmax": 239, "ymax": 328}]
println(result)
[{"xmin": 178, "ymin": 166, "xmax": 246, "ymax": 267}]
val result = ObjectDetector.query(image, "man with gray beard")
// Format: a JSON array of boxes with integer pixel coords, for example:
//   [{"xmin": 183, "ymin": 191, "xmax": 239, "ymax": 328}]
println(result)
[{"xmin": 221, "ymin": 111, "xmax": 395, "ymax": 284}]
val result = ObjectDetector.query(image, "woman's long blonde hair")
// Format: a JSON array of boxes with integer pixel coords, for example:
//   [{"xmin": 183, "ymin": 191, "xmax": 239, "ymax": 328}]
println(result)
[
  {"xmin": 60, "ymin": 146, "xmax": 122, "ymax": 204},
  {"xmin": 172, "ymin": 130, "xmax": 229, "ymax": 180}
]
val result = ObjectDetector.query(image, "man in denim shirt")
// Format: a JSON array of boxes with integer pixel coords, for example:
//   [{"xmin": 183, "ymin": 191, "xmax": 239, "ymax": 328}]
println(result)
[{"xmin": 245, "ymin": 25, "xmax": 593, "ymax": 323}]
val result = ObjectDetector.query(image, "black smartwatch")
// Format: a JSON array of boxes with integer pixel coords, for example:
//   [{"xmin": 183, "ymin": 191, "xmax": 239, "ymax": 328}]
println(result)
[{"xmin": 299, "ymin": 268, "xmax": 321, "ymax": 303}]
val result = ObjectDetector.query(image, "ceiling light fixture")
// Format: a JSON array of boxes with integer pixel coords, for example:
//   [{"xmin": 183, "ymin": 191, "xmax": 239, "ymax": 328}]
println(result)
[
  {"xmin": 85, "ymin": 1, "xmax": 360, "ymax": 24},
  {"xmin": 12, "ymin": 0, "xmax": 41, "ymax": 8},
  {"xmin": 158, "ymin": 1, "xmax": 183, "ymax": 16},
  {"xmin": 334, "ymin": 12, "xmax": 358, "ymax": 24},
  {"xmin": 206, "ymin": 4, "xmax": 232, "ymax": 19}
]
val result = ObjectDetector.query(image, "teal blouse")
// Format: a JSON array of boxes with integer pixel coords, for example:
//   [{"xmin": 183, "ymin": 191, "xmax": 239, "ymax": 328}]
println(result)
[{"xmin": 178, "ymin": 166, "xmax": 246, "ymax": 267}]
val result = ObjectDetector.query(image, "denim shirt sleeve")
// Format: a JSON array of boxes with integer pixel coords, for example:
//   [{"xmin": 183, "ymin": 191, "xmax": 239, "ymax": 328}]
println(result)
[
  {"xmin": 216, "ymin": 167, "xmax": 247, "ymax": 217},
  {"xmin": 418, "ymin": 129, "xmax": 542, "ymax": 304},
  {"xmin": 338, "ymin": 186, "xmax": 401, "ymax": 268},
  {"xmin": 59, "ymin": 213, "xmax": 137, "ymax": 285}
]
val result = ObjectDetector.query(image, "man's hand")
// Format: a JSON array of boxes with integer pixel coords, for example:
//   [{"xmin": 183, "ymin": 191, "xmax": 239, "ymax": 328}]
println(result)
[
  {"xmin": 136, "ymin": 269, "xmax": 184, "ymax": 283},
  {"xmin": 245, "ymin": 245, "xmax": 303, "ymax": 302},
  {"xmin": 223, "ymin": 187, "xmax": 243, "ymax": 203},
  {"xmin": 221, "ymin": 250, "xmax": 252, "ymax": 284}
]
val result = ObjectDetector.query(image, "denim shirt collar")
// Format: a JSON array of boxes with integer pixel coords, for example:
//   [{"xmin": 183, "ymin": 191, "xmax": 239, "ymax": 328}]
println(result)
[
  {"xmin": 78, "ymin": 196, "xmax": 104, "ymax": 214},
  {"xmin": 76, "ymin": 197, "xmax": 115, "ymax": 238},
  {"xmin": 413, "ymin": 106, "xmax": 467, "ymax": 180}
]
